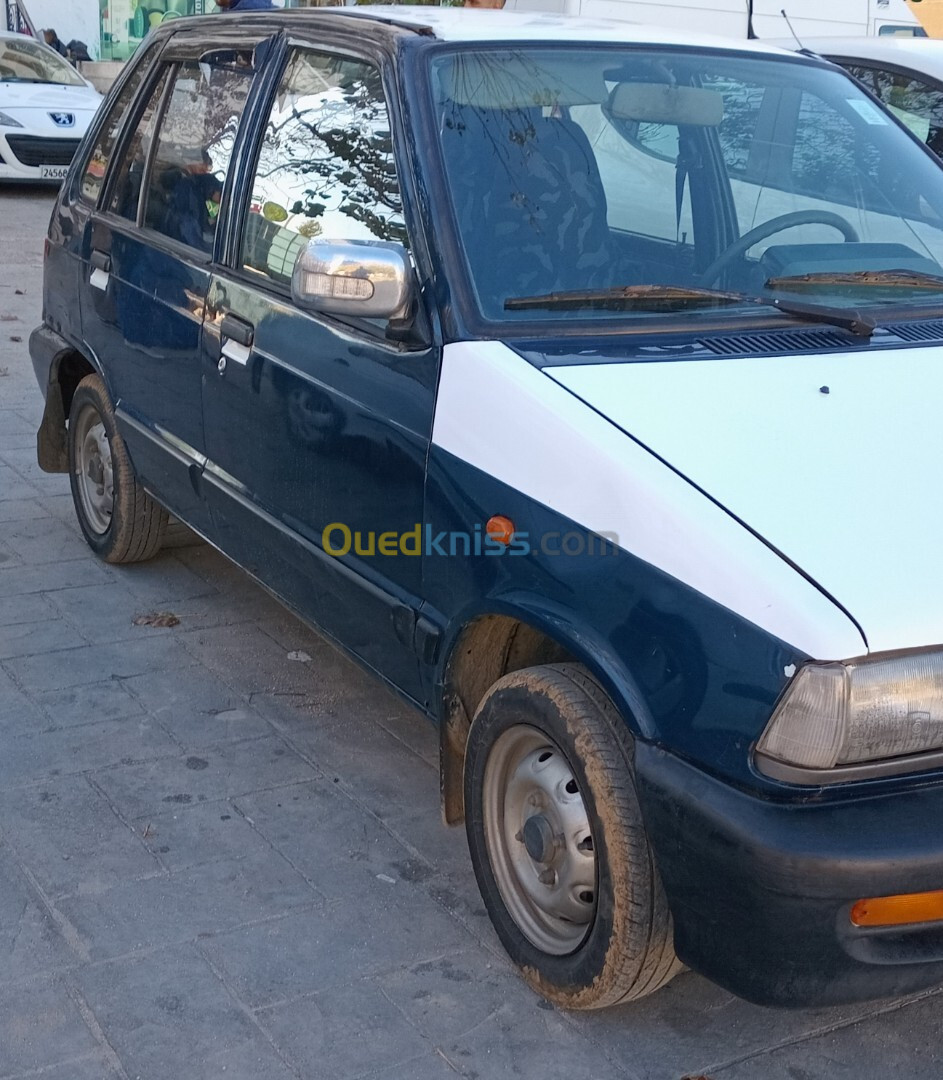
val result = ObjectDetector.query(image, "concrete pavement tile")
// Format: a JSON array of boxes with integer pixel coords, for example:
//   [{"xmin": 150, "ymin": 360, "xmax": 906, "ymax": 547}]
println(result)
[
  {"xmin": 0, "ymin": 847, "xmax": 79, "ymax": 976},
  {"xmin": 0, "ymin": 590, "xmax": 54, "ymax": 627},
  {"xmin": 92, "ymin": 736, "xmax": 318, "ymax": 821},
  {"xmin": 177, "ymin": 622, "xmax": 338, "ymax": 698},
  {"xmin": 0, "ymin": 667, "xmax": 46, "ymax": 731},
  {"xmin": 0, "ymin": 410, "xmax": 37, "ymax": 437},
  {"xmin": 233, "ymin": 779, "xmax": 430, "ymax": 902},
  {"xmin": 0, "ymin": 558, "xmax": 114, "ymax": 599},
  {"xmin": 3, "ymin": 636, "xmax": 191, "ymax": 691},
  {"xmin": 33, "ymin": 679, "xmax": 146, "ymax": 728},
  {"xmin": 46, "ymin": 582, "xmax": 183, "ymax": 645},
  {"xmin": 57, "ymin": 850, "xmax": 321, "ymax": 961},
  {"xmin": 358, "ymin": 1052, "xmax": 464, "ymax": 1080},
  {"xmin": 73, "ymin": 946, "xmax": 297, "ymax": 1080},
  {"xmin": 271, "ymin": 712, "xmax": 441, "ymax": 825},
  {"xmin": 0, "ymin": 975, "xmax": 99, "ymax": 1076},
  {"xmin": 2, "ymin": 517, "xmax": 100, "ymax": 566},
  {"xmin": 0, "ymin": 775, "xmax": 160, "ymax": 900},
  {"xmin": 257, "ymin": 981, "xmax": 429, "ymax": 1080},
  {"xmin": 138, "ymin": 799, "xmax": 278, "ymax": 873},
  {"xmin": 202, "ymin": 888, "xmax": 474, "ymax": 1009},
  {"xmin": 567, "ymin": 970, "xmax": 871, "ymax": 1080},
  {"xmin": 707, "ymin": 990, "xmax": 943, "ymax": 1080},
  {"xmin": 377, "ymin": 948, "xmax": 532, "ymax": 1047},
  {"xmin": 375, "ymin": 704, "xmax": 438, "ymax": 769},
  {"xmin": 0, "ymin": 464, "xmax": 40, "ymax": 501},
  {"xmin": 1, "ymin": 1054, "xmax": 123, "ymax": 1080},
  {"xmin": 0, "ymin": 714, "xmax": 179, "ymax": 789},
  {"xmin": 121, "ymin": 667, "xmax": 274, "ymax": 748},
  {"xmin": 0, "ymin": 496, "xmax": 48, "ymax": 522},
  {"xmin": 0, "ymin": 617, "xmax": 86, "ymax": 660},
  {"xmin": 115, "ymin": 554, "xmax": 218, "ymax": 606}
]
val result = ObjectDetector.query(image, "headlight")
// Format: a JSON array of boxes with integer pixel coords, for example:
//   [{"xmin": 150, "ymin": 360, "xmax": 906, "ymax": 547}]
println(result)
[
  {"xmin": 0, "ymin": 110, "xmax": 23, "ymax": 128},
  {"xmin": 756, "ymin": 650, "xmax": 943, "ymax": 779}
]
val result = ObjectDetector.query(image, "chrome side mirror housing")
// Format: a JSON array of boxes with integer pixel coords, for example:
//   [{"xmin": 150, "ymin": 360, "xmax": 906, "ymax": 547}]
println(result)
[{"xmin": 291, "ymin": 238, "xmax": 411, "ymax": 320}]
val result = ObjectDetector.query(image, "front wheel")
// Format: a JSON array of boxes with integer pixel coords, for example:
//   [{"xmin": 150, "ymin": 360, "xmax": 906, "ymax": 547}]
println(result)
[
  {"xmin": 464, "ymin": 663, "xmax": 680, "ymax": 1009},
  {"xmin": 68, "ymin": 373, "xmax": 168, "ymax": 563}
]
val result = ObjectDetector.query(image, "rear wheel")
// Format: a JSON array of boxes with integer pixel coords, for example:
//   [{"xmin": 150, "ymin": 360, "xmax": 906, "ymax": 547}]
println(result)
[
  {"xmin": 68, "ymin": 373, "xmax": 167, "ymax": 563},
  {"xmin": 464, "ymin": 663, "xmax": 680, "ymax": 1009}
]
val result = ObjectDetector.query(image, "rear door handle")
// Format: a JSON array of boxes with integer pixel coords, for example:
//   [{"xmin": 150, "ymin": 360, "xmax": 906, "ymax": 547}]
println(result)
[
  {"xmin": 219, "ymin": 312, "xmax": 254, "ymax": 366},
  {"xmin": 90, "ymin": 249, "xmax": 111, "ymax": 291}
]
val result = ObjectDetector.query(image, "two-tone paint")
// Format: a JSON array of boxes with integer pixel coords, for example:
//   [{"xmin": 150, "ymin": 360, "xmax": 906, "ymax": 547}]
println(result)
[{"xmin": 30, "ymin": 7, "xmax": 943, "ymax": 1007}]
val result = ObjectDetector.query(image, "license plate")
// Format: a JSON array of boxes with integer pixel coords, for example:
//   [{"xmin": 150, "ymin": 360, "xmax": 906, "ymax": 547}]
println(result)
[{"xmin": 40, "ymin": 165, "xmax": 69, "ymax": 180}]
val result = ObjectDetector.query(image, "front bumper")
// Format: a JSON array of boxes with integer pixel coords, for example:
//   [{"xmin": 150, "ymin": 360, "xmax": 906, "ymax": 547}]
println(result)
[{"xmin": 636, "ymin": 742, "xmax": 943, "ymax": 1006}]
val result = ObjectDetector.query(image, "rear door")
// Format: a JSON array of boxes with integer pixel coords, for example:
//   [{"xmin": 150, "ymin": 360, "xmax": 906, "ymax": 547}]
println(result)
[
  {"xmin": 200, "ymin": 44, "xmax": 438, "ymax": 699},
  {"xmin": 78, "ymin": 33, "xmax": 265, "ymax": 532}
]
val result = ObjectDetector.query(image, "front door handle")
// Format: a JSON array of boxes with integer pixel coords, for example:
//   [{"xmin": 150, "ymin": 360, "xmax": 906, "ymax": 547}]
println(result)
[
  {"xmin": 219, "ymin": 312, "xmax": 254, "ymax": 366},
  {"xmin": 90, "ymin": 249, "xmax": 111, "ymax": 291}
]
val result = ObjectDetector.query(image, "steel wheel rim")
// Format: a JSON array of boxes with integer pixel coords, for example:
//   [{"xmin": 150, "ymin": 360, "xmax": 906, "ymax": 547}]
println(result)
[
  {"xmin": 483, "ymin": 724, "xmax": 597, "ymax": 955},
  {"xmin": 73, "ymin": 404, "xmax": 114, "ymax": 535}
]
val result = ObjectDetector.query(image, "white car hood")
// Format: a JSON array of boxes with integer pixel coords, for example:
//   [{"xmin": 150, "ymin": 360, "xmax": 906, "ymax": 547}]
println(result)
[
  {"xmin": 1, "ymin": 81, "xmax": 100, "ymax": 113},
  {"xmin": 548, "ymin": 345, "xmax": 943, "ymax": 656}
]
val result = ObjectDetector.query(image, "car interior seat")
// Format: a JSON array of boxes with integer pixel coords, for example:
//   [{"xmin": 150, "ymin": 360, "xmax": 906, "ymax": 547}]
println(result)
[{"xmin": 439, "ymin": 104, "xmax": 614, "ymax": 313}]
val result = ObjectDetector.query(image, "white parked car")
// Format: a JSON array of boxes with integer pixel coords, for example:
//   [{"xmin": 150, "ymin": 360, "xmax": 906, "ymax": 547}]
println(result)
[
  {"xmin": 787, "ymin": 38, "xmax": 943, "ymax": 158},
  {"xmin": 0, "ymin": 30, "xmax": 102, "ymax": 182}
]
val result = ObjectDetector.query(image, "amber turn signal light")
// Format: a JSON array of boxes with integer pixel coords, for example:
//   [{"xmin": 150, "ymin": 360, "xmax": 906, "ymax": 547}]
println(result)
[
  {"xmin": 486, "ymin": 515, "xmax": 515, "ymax": 545},
  {"xmin": 850, "ymin": 889, "xmax": 943, "ymax": 928}
]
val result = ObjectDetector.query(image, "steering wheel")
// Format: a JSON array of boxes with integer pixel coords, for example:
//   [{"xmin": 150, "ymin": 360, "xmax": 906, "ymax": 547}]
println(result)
[{"xmin": 699, "ymin": 211, "xmax": 860, "ymax": 288}]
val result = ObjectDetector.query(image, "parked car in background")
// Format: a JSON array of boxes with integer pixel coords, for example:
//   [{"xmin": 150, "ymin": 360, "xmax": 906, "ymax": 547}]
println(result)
[
  {"xmin": 0, "ymin": 30, "xmax": 102, "ymax": 182},
  {"xmin": 790, "ymin": 37, "xmax": 943, "ymax": 158},
  {"xmin": 28, "ymin": 5, "xmax": 943, "ymax": 1012}
]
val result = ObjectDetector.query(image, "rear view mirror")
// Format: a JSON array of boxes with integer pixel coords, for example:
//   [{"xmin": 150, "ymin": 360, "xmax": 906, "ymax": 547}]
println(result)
[
  {"xmin": 608, "ymin": 82, "xmax": 724, "ymax": 127},
  {"xmin": 291, "ymin": 239, "xmax": 411, "ymax": 320}
]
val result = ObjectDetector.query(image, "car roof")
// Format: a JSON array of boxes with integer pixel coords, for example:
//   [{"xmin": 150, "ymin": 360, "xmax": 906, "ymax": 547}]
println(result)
[
  {"xmin": 170, "ymin": 5, "xmax": 794, "ymax": 59},
  {"xmin": 780, "ymin": 35, "xmax": 943, "ymax": 78},
  {"xmin": 335, "ymin": 5, "xmax": 792, "ymax": 55}
]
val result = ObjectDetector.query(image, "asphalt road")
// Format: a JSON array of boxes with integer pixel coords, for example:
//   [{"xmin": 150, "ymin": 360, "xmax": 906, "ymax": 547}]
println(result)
[{"xmin": 0, "ymin": 185, "xmax": 940, "ymax": 1080}]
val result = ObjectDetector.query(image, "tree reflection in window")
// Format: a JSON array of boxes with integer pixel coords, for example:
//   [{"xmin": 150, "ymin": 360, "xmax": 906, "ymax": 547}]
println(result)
[{"xmin": 243, "ymin": 50, "xmax": 406, "ymax": 287}]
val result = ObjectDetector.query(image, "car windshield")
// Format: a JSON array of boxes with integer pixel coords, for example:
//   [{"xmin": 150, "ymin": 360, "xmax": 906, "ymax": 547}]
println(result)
[
  {"xmin": 426, "ymin": 47, "xmax": 943, "ymax": 327},
  {"xmin": 0, "ymin": 36, "xmax": 85, "ymax": 86}
]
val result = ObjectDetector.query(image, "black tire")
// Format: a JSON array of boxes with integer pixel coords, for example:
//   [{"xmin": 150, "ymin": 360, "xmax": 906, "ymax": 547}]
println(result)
[
  {"xmin": 464, "ymin": 662, "xmax": 681, "ymax": 1009},
  {"xmin": 67, "ymin": 373, "xmax": 168, "ymax": 564}
]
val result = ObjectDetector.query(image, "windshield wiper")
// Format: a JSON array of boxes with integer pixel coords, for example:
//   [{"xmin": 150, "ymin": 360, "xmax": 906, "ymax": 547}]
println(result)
[
  {"xmin": 767, "ymin": 268, "xmax": 943, "ymax": 292},
  {"xmin": 504, "ymin": 284, "xmax": 875, "ymax": 338}
]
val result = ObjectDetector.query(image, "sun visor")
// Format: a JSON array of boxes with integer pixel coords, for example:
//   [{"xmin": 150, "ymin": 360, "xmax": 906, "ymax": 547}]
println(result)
[{"xmin": 443, "ymin": 53, "xmax": 608, "ymax": 109}]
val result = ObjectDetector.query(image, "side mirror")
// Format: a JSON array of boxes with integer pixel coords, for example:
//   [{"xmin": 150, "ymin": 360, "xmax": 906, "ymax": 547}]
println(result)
[{"xmin": 291, "ymin": 239, "xmax": 411, "ymax": 321}]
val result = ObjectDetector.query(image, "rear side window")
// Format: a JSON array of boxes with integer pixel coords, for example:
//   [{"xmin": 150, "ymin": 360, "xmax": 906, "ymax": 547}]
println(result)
[
  {"xmin": 79, "ymin": 54, "xmax": 154, "ymax": 205},
  {"xmin": 108, "ymin": 66, "xmax": 171, "ymax": 222},
  {"xmin": 240, "ymin": 49, "xmax": 405, "ymax": 288},
  {"xmin": 843, "ymin": 63, "xmax": 943, "ymax": 154},
  {"xmin": 141, "ymin": 60, "xmax": 251, "ymax": 254}
]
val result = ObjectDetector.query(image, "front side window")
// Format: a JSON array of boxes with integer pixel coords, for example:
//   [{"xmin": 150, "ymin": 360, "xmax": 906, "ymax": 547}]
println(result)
[
  {"xmin": 241, "ymin": 49, "xmax": 405, "ymax": 288},
  {"xmin": 141, "ymin": 60, "xmax": 252, "ymax": 254},
  {"xmin": 427, "ymin": 48, "xmax": 943, "ymax": 328},
  {"xmin": 0, "ymin": 36, "xmax": 85, "ymax": 86},
  {"xmin": 842, "ymin": 62, "xmax": 943, "ymax": 155}
]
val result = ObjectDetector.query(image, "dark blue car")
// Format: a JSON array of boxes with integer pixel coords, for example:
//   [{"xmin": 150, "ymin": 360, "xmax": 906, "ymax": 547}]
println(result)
[{"xmin": 30, "ymin": 5, "xmax": 943, "ymax": 1009}]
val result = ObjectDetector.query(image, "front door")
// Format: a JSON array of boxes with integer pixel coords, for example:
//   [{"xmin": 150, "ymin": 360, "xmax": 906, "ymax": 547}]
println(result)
[{"xmin": 201, "ymin": 46, "xmax": 437, "ymax": 700}]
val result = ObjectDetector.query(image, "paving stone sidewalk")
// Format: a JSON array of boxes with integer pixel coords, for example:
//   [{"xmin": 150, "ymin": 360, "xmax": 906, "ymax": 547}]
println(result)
[{"xmin": 0, "ymin": 186, "xmax": 940, "ymax": 1080}]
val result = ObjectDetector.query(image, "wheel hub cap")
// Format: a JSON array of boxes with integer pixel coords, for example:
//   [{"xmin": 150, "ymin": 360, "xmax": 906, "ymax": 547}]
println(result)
[
  {"xmin": 483, "ymin": 725, "xmax": 598, "ymax": 955},
  {"xmin": 73, "ymin": 407, "xmax": 114, "ymax": 536}
]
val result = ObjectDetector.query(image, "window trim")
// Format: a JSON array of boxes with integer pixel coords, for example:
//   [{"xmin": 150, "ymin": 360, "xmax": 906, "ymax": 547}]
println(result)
[
  {"xmin": 225, "ymin": 39, "xmax": 409, "ymax": 307},
  {"xmin": 74, "ymin": 40, "xmax": 162, "ymax": 208}
]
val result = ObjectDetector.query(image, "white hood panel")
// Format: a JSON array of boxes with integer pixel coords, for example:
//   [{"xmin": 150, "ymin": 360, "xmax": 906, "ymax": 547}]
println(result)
[{"xmin": 549, "ymin": 345, "xmax": 943, "ymax": 656}]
